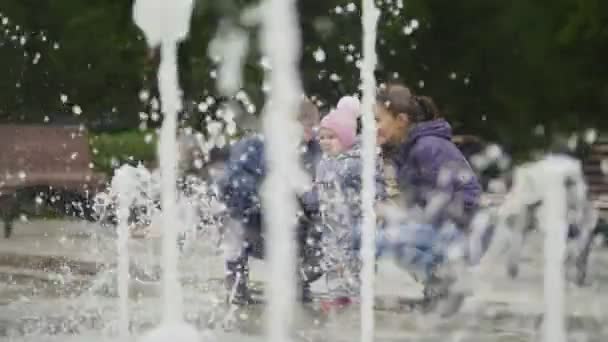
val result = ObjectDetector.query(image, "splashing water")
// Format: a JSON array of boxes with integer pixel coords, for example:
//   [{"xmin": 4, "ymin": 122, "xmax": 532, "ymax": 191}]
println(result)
[
  {"xmin": 360, "ymin": 0, "xmax": 380, "ymax": 341},
  {"xmin": 132, "ymin": 0, "xmax": 198, "ymax": 339},
  {"xmin": 259, "ymin": 0, "xmax": 306, "ymax": 340},
  {"xmin": 111, "ymin": 166, "xmax": 139, "ymax": 339},
  {"xmin": 536, "ymin": 156, "xmax": 584, "ymax": 342},
  {"xmin": 208, "ymin": 25, "xmax": 249, "ymax": 96}
]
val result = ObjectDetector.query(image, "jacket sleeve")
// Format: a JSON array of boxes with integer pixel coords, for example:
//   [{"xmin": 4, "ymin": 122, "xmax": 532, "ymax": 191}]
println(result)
[
  {"xmin": 341, "ymin": 157, "xmax": 387, "ymax": 203},
  {"xmin": 219, "ymin": 137, "xmax": 265, "ymax": 222},
  {"xmin": 410, "ymin": 137, "xmax": 481, "ymax": 224},
  {"xmin": 299, "ymin": 186, "xmax": 320, "ymax": 215}
]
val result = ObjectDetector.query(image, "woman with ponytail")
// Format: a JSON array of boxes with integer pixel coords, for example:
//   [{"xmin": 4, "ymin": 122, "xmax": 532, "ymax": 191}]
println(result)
[{"xmin": 374, "ymin": 83, "xmax": 485, "ymax": 315}]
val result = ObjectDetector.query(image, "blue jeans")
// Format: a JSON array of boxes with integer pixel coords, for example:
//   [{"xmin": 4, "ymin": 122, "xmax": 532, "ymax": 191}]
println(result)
[{"xmin": 374, "ymin": 222, "xmax": 493, "ymax": 282}]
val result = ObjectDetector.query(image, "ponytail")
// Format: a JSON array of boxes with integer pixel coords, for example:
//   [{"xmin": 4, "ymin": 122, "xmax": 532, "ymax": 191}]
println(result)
[{"xmin": 376, "ymin": 83, "xmax": 441, "ymax": 123}]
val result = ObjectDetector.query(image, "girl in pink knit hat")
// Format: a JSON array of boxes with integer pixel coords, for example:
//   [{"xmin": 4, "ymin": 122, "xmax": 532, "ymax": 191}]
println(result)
[
  {"xmin": 301, "ymin": 96, "xmax": 386, "ymax": 306},
  {"xmin": 318, "ymin": 97, "xmax": 359, "ymax": 156}
]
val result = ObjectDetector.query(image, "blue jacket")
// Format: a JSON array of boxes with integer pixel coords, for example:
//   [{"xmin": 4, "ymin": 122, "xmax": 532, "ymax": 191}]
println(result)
[
  {"xmin": 390, "ymin": 119, "xmax": 481, "ymax": 227},
  {"xmin": 219, "ymin": 134, "xmax": 322, "ymax": 231}
]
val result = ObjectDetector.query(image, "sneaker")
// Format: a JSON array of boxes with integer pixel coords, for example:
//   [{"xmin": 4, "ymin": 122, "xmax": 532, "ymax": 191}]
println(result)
[
  {"xmin": 225, "ymin": 258, "xmax": 259, "ymax": 305},
  {"xmin": 299, "ymin": 281, "xmax": 314, "ymax": 303},
  {"xmin": 319, "ymin": 296, "xmax": 353, "ymax": 314}
]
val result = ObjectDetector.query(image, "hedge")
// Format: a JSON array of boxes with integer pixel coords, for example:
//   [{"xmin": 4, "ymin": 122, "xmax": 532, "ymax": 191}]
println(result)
[{"xmin": 89, "ymin": 130, "xmax": 158, "ymax": 174}]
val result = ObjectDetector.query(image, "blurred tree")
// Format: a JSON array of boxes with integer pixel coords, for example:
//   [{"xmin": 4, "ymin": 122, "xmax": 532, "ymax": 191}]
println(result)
[{"xmin": 0, "ymin": 0, "xmax": 606, "ymax": 155}]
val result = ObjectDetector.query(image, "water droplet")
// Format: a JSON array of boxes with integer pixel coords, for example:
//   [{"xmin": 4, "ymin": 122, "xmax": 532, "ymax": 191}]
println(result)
[
  {"xmin": 139, "ymin": 90, "xmax": 150, "ymax": 102},
  {"xmin": 43, "ymin": 116, "xmax": 50, "ymax": 123},
  {"xmin": 151, "ymin": 112, "xmax": 160, "ymax": 122},
  {"xmin": 53, "ymin": 42, "xmax": 59, "ymax": 49},
  {"xmin": 584, "ymin": 129, "xmax": 597, "ymax": 144},
  {"xmin": 194, "ymin": 159, "xmax": 203, "ymax": 169},
  {"xmin": 449, "ymin": 72, "xmax": 458, "ymax": 80},
  {"xmin": 150, "ymin": 98, "xmax": 160, "ymax": 111},
  {"xmin": 19, "ymin": 214, "xmax": 28, "ymax": 222},
  {"xmin": 488, "ymin": 179, "xmax": 507, "ymax": 193},
  {"xmin": 486, "ymin": 144, "xmax": 503, "ymax": 160},
  {"xmin": 226, "ymin": 121, "xmax": 237, "ymax": 136},
  {"xmin": 481, "ymin": 115, "xmax": 487, "ymax": 121},
  {"xmin": 246, "ymin": 104, "xmax": 256, "ymax": 114},
  {"xmin": 335, "ymin": 6, "xmax": 344, "ymax": 14},
  {"xmin": 418, "ymin": 80, "xmax": 425, "ymax": 88},
  {"xmin": 346, "ymin": 3, "xmax": 357, "ymax": 12},
  {"xmin": 60, "ymin": 94, "xmax": 68, "ymax": 103},
  {"xmin": 411, "ymin": 19, "xmax": 420, "ymax": 29},
  {"xmin": 198, "ymin": 102, "xmax": 209, "ymax": 112},
  {"xmin": 345, "ymin": 54, "xmax": 354, "ymax": 63},
  {"xmin": 19, "ymin": 36, "xmax": 26, "ymax": 45},
  {"xmin": 1, "ymin": 18, "xmax": 8, "ymax": 25},
  {"xmin": 403, "ymin": 26, "xmax": 413, "ymax": 35},
  {"xmin": 313, "ymin": 48, "xmax": 326, "ymax": 63},
  {"xmin": 534, "ymin": 125, "xmax": 545, "ymax": 136},
  {"xmin": 206, "ymin": 96, "xmax": 216, "ymax": 106},
  {"xmin": 259, "ymin": 56, "xmax": 271, "ymax": 70},
  {"xmin": 144, "ymin": 134, "xmax": 154, "ymax": 144},
  {"xmin": 209, "ymin": 70, "xmax": 217, "ymax": 79},
  {"xmin": 139, "ymin": 112, "xmax": 149, "ymax": 121},
  {"xmin": 235, "ymin": 90, "xmax": 249, "ymax": 102},
  {"xmin": 601, "ymin": 159, "xmax": 608, "ymax": 175},
  {"xmin": 18, "ymin": 171, "xmax": 26, "ymax": 180},
  {"xmin": 72, "ymin": 105, "xmax": 83, "ymax": 115},
  {"xmin": 329, "ymin": 73, "xmax": 342, "ymax": 82},
  {"xmin": 89, "ymin": 162, "xmax": 95, "ymax": 169},
  {"xmin": 32, "ymin": 52, "xmax": 41, "ymax": 64},
  {"xmin": 567, "ymin": 134, "xmax": 578, "ymax": 150},
  {"xmin": 207, "ymin": 121, "xmax": 223, "ymax": 136},
  {"xmin": 71, "ymin": 152, "xmax": 79, "ymax": 160},
  {"xmin": 35, "ymin": 196, "xmax": 43, "ymax": 205},
  {"xmin": 464, "ymin": 77, "xmax": 470, "ymax": 85}
]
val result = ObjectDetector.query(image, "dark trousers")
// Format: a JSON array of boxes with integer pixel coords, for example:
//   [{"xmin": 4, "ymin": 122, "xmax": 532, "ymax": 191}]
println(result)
[{"xmin": 224, "ymin": 214, "xmax": 324, "ymax": 287}]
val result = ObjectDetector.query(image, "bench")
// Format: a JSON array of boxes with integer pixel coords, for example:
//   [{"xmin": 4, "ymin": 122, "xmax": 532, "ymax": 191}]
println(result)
[
  {"xmin": 582, "ymin": 139, "xmax": 608, "ymax": 218},
  {"xmin": 0, "ymin": 125, "xmax": 106, "ymax": 238}
]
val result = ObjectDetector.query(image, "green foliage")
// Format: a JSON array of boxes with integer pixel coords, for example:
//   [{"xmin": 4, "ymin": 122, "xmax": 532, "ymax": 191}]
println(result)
[
  {"xmin": 89, "ymin": 130, "xmax": 157, "ymax": 174},
  {"xmin": 0, "ymin": 0, "xmax": 607, "ymax": 157}
]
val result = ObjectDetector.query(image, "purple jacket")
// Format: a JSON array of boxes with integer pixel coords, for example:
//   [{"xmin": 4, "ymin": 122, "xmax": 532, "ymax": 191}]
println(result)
[{"xmin": 389, "ymin": 119, "xmax": 481, "ymax": 227}]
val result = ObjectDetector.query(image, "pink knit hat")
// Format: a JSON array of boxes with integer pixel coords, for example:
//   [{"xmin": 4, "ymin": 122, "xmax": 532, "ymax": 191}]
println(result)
[{"xmin": 320, "ymin": 96, "xmax": 360, "ymax": 149}]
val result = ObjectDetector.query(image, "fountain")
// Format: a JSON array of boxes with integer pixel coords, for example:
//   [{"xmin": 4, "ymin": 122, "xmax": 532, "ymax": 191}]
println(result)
[
  {"xmin": 111, "ymin": 166, "xmax": 139, "ymax": 340},
  {"xmin": 2, "ymin": 2, "xmax": 608, "ymax": 342},
  {"xmin": 359, "ymin": 0, "xmax": 380, "ymax": 341},
  {"xmin": 132, "ymin": 0, "xmax": 199, "ymax": 340},
  {"xmin": 258, "ymin": 0, "xmax": 306, "ymax": 340},
  {"xmin": 539, "ymin": 158, "xmax": 570, "ymax": 342}
]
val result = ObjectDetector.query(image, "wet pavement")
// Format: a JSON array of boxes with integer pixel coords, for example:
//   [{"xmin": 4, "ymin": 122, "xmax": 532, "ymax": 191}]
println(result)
[{"xmin": 0, "ymin": 219, "xmax": 607, "ymax": 341}]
